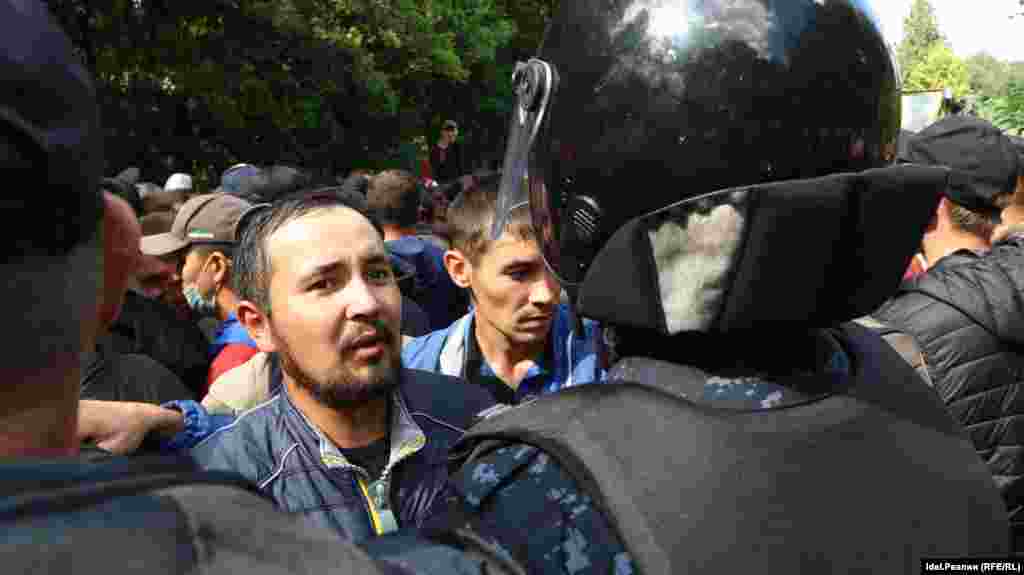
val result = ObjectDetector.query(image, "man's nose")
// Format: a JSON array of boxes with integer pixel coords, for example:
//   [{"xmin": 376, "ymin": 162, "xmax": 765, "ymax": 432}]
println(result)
[
  {"xmin": 529, "ymin": 273, "xmax": 559, "ymax": 306},
  {"xmin": 345, "ymin": 277, "xmax": 387, "ymax": 320}
]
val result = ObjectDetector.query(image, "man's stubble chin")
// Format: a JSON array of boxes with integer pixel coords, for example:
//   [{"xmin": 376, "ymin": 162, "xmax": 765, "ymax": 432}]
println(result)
[{"xmin": 277, "ymin": 338, "xmax": 402, "ymax": 409}]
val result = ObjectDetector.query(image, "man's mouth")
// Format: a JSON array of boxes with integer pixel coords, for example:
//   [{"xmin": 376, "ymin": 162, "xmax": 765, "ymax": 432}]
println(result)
[
  {"xmin": 520, "ymin": 315, "xmax": 553, "ymax": 328},
  {"xmin": 350, "ymin": 332, "xmax": 389, "ymax": 347},
  {"xmin": 346, "ymin": 332, "xmax": 391, "ymax": 361}
]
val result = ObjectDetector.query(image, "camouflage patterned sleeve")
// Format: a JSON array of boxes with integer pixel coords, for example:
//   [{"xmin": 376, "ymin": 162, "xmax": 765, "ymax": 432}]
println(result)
[{"xmin": 440, "ymin": 442, "xmax": 637, "ymax": 575}]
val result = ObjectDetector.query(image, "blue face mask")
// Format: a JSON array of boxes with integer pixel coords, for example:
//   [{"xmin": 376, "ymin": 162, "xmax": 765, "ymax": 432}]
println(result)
[{"xmin": 183, "ymin": 283, "xmax": 219, "ymax": 318}]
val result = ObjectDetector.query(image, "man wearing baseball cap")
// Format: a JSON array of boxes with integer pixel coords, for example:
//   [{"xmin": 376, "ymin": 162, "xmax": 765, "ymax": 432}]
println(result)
[
  {"xmin": 872, "ymin": 115, "xmax": 1024, "ymax": 549},
  {"xmin": 164, "ymin": 172, "xmax": 193, "ymax": 194},
  {"xmin": 903, "ymin": 115, "xmax": 1019, "ymax": 216},
  {"xmin": 142, "ymin": 193, "xmax": 259, "ymax": 395}
]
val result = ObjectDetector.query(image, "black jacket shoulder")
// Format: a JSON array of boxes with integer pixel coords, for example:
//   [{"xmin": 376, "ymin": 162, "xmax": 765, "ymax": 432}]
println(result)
[
  {"xmin": 874, "ymin": 236, "xmax": 1024, "ymax": 541},
  {"xmin": 401, "ymin": 368, "xmax": 498, "ymax": 431},
  {"xmin": 108, "ymin": 291, "xmax": 211, "ymax": 395}
]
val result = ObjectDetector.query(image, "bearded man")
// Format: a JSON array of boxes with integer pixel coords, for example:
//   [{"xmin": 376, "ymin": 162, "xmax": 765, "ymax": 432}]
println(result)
[{"xmin": 187, "ymin": 191, "xmax": 496, "ymax": 540}]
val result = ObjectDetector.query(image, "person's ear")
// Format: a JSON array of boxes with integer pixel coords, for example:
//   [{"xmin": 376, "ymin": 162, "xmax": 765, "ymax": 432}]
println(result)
[
  {"xmin": 237, "ymin": 300, "xmax": 277, "ymax": 353},
  {"xmin": 926, "ymin": 197, "xmax": 949, "ymax": 233},
  {"xmin": 207, "ymin": 252, "xmax": 231, "ymax": 286},
  {"xmin": 444, "ymin": 249, "xmax": 472, "ymax": 290},
  {"xmin": 99, "ymin": 193, "xmax": 139, "ymax": 332}
]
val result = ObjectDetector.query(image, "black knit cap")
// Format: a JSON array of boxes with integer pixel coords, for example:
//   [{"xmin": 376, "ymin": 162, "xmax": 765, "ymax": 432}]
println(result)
[
  {"xmin": 0, "ymin": 0, "xmax": 104, "ymax": 257},
  {"xmin": 906, "ymin": 116, "xmax": 1018, "ymax": 213}
]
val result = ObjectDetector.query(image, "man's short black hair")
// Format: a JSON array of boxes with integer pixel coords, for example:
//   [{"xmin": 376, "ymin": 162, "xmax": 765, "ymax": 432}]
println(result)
[
  {"xmin": 366, "ymin": 170, "xmax": 420, "ymax": 228},
  {"xmin": 228, "ymin": 165, "xmax": 313, "ymax": 204},
  {"xmin": 101, "ymin": 177, "xmax": 143, "ymax": 217},
  {"xmin": 339, "ymin": 173, "xmax": 370, "ymax": 197},
  {"xmin": 231, "ymin": 187, "xmax": 383, "ymax": 315}
]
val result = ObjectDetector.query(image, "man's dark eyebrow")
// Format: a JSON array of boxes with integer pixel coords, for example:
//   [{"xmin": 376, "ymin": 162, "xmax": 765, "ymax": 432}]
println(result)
[
  {"xmin": 301, "ymin": 253, "xmax": 391, "ymax": 282},
  {"xmin": 363, "ymin": 252, "xmax": 392, "ymax": 266},
  {"xmin": 500, "ymin": 258, "xmax": 541, "ymax": 271},
  {"xmin": 300, "ymin": 260, "xmax": 345, "ymax": 283}
]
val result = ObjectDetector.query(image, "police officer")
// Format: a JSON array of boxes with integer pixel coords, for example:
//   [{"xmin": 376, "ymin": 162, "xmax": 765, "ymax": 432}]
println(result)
[{"xmin": 361, "ymin": 1, "xmax": 1011, "ymax": 573}]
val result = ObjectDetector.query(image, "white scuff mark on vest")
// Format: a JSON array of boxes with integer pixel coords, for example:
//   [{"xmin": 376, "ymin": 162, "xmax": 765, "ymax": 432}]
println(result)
[
  {"xmin": 760, "ymin": 390, "xmax": 784, "ymax": 409},
  {"xmin": 564, "ymin": 526, "xmax": 593, "ymax": 574},
  {"xmin": 529, "ymin": 452, "xmax": 550, "ymax": 474}
]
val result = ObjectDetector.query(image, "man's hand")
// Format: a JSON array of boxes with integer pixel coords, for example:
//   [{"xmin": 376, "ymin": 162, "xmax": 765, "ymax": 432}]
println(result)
[{"xmin": 78, "ymin": 400, "xmax": 185, "ymax": 455}]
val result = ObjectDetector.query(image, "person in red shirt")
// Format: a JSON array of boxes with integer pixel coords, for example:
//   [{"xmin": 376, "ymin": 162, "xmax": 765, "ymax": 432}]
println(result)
[{"xmin": 429, "ymin": 120, "xmax": 465, "ymax": 185}]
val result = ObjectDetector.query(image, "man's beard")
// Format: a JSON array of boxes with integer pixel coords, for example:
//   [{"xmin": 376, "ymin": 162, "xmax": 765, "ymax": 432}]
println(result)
[{"xmin": 276, "ymin": 335, "xmax": 401, "ymax": 410}]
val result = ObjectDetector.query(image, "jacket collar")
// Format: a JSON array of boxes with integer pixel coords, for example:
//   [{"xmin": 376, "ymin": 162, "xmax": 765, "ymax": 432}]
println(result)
[
  {"xmin": 438, "ymin": 313, "xmax": 473, "ymax": 378},
  {"xmin": 439, "ymin": 306, "xmax": 580, "ymax": 392},
  {"xmin": 283, "ymin": 384, "xmax": 426, "ymax": 476}
]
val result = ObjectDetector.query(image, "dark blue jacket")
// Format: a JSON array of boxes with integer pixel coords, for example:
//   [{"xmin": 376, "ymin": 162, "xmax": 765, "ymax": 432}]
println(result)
[
  {"xmin": 209, "ymin": 313, "xmax": 258, "ymax": 359},
  {"xmin": 190, "ymin": 368, "xmax": 496, "ymax": 542},
  {"xmin": 386, "ymin": 236, "xmax": 467, "ymax": 331}
]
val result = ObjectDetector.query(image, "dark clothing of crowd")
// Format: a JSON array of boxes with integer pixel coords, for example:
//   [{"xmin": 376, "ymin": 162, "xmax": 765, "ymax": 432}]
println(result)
[
  {"xmin": 106, "ymin": 290, "xmax": 211, "ymax": 397},
  {"xmin": 430, "ymin": 142, "xmax": 465, "ymax": 185},
  {"xmin": 0, "ymin": 454, "xmax": 382, "ymax": 575},
  {"xmin": 875, "ymin": 233, "xmax": 1024, "ymax": 546},
  {"xmin": 81, "ymin": 346, "xmax": 193, "ymax": 405},
  {"xmin": 389, "ymin": 236, "xmax": 468, "ymax": 331}
]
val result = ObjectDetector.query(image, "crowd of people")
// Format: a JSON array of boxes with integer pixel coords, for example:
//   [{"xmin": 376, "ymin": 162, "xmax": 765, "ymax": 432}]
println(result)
[{"xmin": 7, "ymin": 0, "xmax": 1024, "ymax": 573}]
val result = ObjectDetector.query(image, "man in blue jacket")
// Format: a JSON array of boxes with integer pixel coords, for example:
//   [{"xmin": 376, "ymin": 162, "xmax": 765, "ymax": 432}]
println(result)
[{"xmin": 402, "ymin": 179, "xmax": 604, "ymax": 404}]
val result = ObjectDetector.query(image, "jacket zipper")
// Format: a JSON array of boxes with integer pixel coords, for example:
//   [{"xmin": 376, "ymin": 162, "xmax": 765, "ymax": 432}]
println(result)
[
  {"xmin": 357, "ymin": 464, "xmax": 402, "ymax": 535},
  {"xmin": 356, "ymin": 474, "xmax": 385, "ymax": 535}
]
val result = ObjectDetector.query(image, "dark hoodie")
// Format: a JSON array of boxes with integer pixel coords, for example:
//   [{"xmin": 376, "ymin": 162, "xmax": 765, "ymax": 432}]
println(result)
[
  {"xmin": 386, "ymin": 236, "xmax": 468, "ymax": 331},
  {"xmin": 874, "ymin": 235, "xmax": 1024, "ymax": 545}
]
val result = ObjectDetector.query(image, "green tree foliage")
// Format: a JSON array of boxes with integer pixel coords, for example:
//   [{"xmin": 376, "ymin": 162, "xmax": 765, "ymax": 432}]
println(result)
[
  {"xmin": 42, "ymin": 0, "xmax": 535, "ymax": 183},
  {"xmin": 966, "ymin": 53, "xmax": 1011, "ymax": 97},
  {"xmin": 975, "ymin": 80, "xmax": 1024, "ymax": 135},
  {"xmin": 896, "ymin": 0, "xmax": 972, "ymax": 100},
  {"xmin": 897, "ymin": 0, "xmax": 944, "ymax": 84},
  {"xmin": 904, "ymin": 43, "xmax": 970, "ymax": 97}
]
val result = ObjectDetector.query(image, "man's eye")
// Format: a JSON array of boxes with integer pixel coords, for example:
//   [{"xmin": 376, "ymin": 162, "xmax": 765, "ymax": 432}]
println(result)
[
  {"xmin": 368, "ymin": 268, "xmax": 394, "ymax": 284},
  {"xmin": 506, "ymin": 269, "xmax": 529, "ymax": 281},
  {"xmin": 309, "ymin": 278, "xmax": 336, "ymax": 292}
]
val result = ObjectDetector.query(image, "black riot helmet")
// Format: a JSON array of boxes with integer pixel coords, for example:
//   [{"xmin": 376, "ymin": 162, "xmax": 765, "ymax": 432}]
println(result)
[
  {"xmin": 0, "ymin": 0, "xmax": 104, "ymax": 257},
  {"xmin": 492, "ymin": 0, "xmax": 936, "ymax": 334}
]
